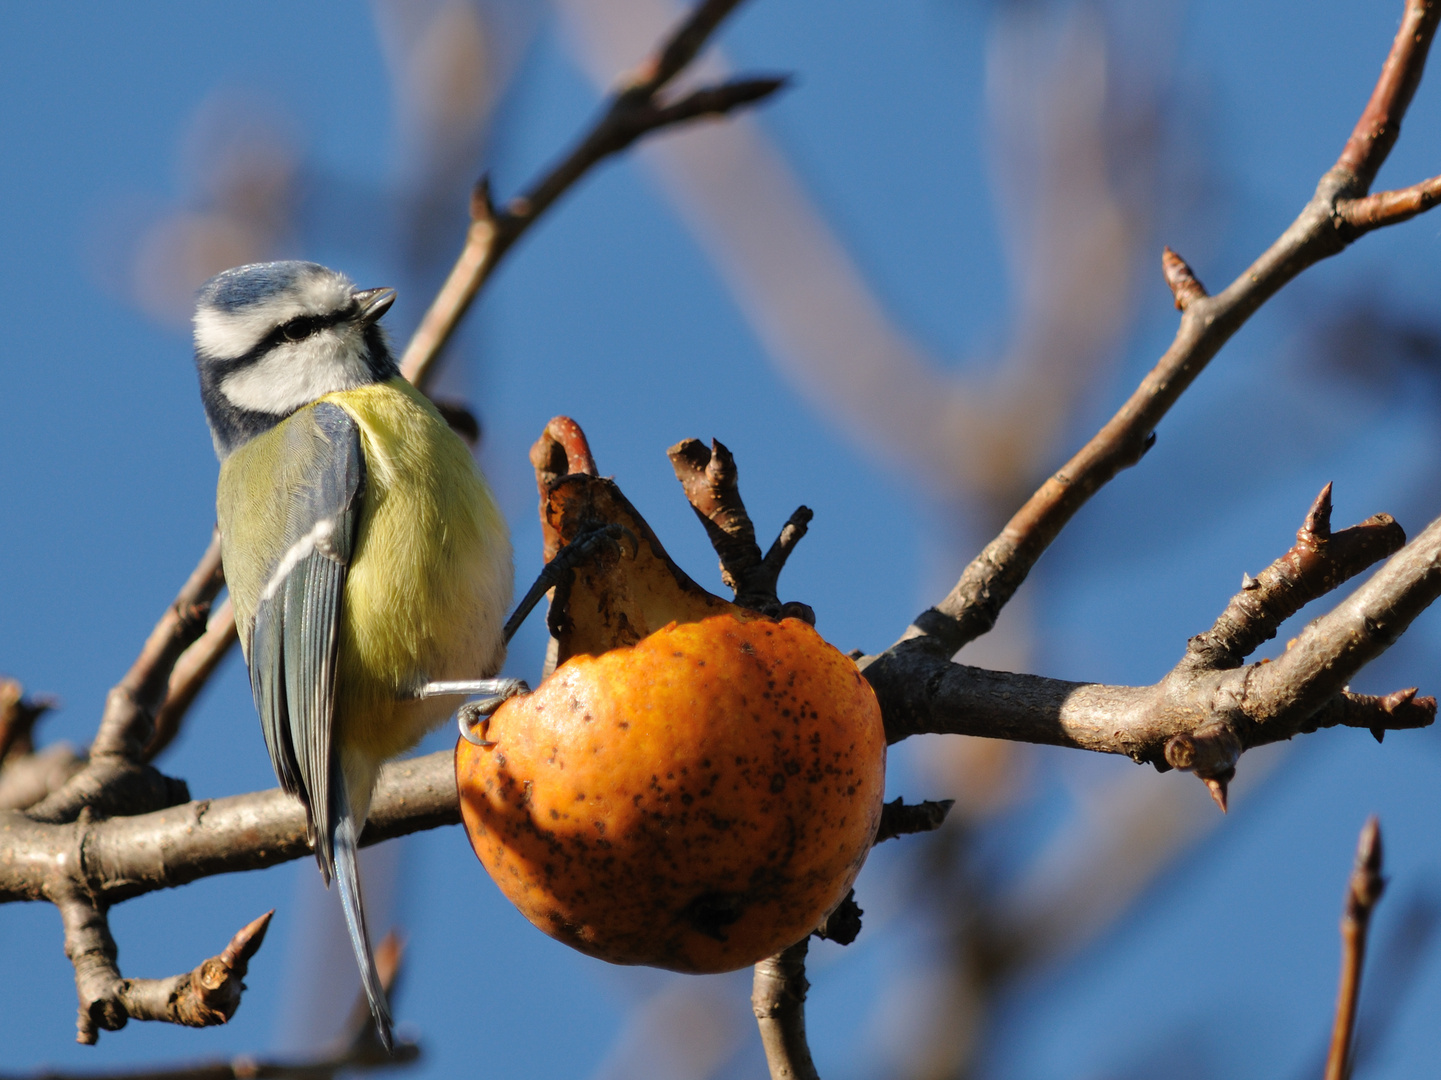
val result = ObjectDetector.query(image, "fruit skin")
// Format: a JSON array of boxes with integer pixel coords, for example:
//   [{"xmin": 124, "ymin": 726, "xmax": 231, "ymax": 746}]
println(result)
[{"xmin": 456, "ymin": 614, "xmax": 886, "ymax": 973}]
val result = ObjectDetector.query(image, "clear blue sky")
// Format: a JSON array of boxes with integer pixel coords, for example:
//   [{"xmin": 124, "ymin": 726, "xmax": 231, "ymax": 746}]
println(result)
[{"xmin": 1, "ymin": 2, "xmax": 1439, "ymax": 1078}]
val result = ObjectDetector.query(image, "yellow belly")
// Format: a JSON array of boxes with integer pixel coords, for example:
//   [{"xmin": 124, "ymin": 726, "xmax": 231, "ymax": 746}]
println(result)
[{"xmin": 325, "ymin": 379, "xmax": 512, "ymax": 808}]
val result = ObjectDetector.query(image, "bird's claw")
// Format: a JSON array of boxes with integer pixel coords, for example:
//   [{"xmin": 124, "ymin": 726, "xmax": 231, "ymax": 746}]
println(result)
[{"xmin": 456, "ymin": 679, "xmax": 530, "ymax": 746}]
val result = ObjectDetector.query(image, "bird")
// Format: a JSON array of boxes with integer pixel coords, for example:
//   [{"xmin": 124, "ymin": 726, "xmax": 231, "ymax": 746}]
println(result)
[{"xmin": 194, "ymin": 260, "xmax": 519, "ymax": 1047}]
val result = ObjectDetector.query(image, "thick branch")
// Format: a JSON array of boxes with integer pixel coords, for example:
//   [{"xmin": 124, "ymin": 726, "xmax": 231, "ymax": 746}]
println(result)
[
  {"xmin": 398, "ymin": 0, "xmax": 783, "ymax": 387},
  {"xmin": 0, "ymin": 752, "xmax": 456, "ymax": 906},
  {"xmin": 902, "ymin": 0, "xmax": 1441, "ymax": 659},
  {"xmin": 752, "ymin": 940, "xmax": 820, "ymax": 1080},
  {"xmin": 1324, "ymin": 818, "xmax": 1386, "ymax": 1080}
]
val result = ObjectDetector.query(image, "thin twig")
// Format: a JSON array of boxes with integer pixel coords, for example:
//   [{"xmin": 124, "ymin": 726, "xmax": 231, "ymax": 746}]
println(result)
[
  {"xmin": 0, "ymin": 678, "xmax": 58, "ymax": 764},
  {"xmin": 146, "ymin": 601, "xmax": 238, "ymax": 761},
  {"xmin": 889, "ymin": 0, "xmax": 1441, "ymax": 661},
  {"xmin": 1324, "ymin": 818, "xmax": 1386, "ymax": 1080},
  {"xmin": 2, "ymin": 931, "xmax": 419, "ymax": 1078},
  {"xmin": 667, "ymin": 438, "xmax": 812, "ymax": 614},
  {"xmin": 58, "ymin": 896, "xmax": 271, "ymax": 1045},
  {"xmin": 753, "ymin": 940, "xmax": 821, "ymax": 1080},
  {"xmin": 397, "ymin": 0, "xmax": 784, "ymax": 387},
  {"xmin": 24, "ymin": 534, "xmax": 224, "ymax": 824},
  {"xmin": 873, "ymin": 797, "xmax": 955, "ymax": 844},
  {"xmin": 1183, "ymin": 483, "xmax": 1404, "ymax": 672}
]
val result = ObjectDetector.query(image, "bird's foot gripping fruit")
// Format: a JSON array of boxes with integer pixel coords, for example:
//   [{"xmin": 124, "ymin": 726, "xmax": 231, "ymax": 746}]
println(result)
[{"xmin": 455, "ymin": 420, "xmax": 885, "ymax": 972}]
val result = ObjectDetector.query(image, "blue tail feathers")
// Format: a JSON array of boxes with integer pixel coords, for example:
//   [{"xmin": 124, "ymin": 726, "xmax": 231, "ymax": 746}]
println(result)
[{"xmin": 333, "ymin": 811, "xmax": 394, "ymax": 1051}]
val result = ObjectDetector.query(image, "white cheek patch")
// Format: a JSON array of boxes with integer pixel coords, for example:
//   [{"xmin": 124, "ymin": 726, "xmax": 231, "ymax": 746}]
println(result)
[
  {"xmin": 261, "ymin": 518, "xmax": 337, "ymax": 602},
  {"xmin": 220, "ymin": 325, "xmax": 372, "ymax": 415}
]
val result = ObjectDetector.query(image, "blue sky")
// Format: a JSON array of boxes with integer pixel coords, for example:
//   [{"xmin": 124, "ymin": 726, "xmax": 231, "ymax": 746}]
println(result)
[{"xmin": 1, "ymin": 2, "xmax": 1439, "ymax": 1078}]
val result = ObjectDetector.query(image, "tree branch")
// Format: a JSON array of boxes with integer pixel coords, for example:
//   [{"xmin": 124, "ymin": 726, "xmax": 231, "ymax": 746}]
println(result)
[
  {"xmin": 752, "ymin": 940, "xmax": 820, "ymax": 1080},
  {"xmin": 2, "ymin": 931, "xmax": 419, "ymax": 1078},
  {"xmin": 25, "ymin": 535, "xmax": 224, "ymax": 825},
  {"xmin": 891, "ymin": 0, "xmax": 1441, "ymax": 661},
  {"xmin": 873, "ymin": 797, "xmax": 954, "ymax": 844},
  {"xmin": 397, "ymin": 0, "xmax": 785, "ymax": 388},
  {"xmin": 1324, "ymin": 817, "xmax": 1386, "ymax": 1080},
  {"xmin": 58, "ymin": 894, "xmax": 271, "ymax": 1045},
  {"xmin": 668, "ymin": 437, "xmax": 812, "ymax": 616},
  {"xmin": 0, "ymin": 753, "xmax": 456, "ymax": 907},
  {"xmin": 868, "ymin": 489, "xmax": 1437, "ymax": 807},
  {"xmin": 1335, "ymin": 0, "xmax": 1437, "ymax": 188}
]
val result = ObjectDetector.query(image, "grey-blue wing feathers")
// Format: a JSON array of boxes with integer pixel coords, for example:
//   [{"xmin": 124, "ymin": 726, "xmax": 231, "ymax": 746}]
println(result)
[
  {"xmin": 243, "ymin": 402, "xmax": 395, "ymax": 1048},
  {"xmin": 247, "ymin": 400, "xmax": 362, "ymax": 877}
]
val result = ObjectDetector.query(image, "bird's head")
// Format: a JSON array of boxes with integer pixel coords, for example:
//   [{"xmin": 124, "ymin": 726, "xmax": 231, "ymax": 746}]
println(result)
[{"xmin": 194, "ymin": 261, "xmax": 399, "ymax": 458}]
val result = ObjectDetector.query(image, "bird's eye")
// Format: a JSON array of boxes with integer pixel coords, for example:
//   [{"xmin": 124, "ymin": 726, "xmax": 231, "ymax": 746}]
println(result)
[{"xmin": 282, "ymin": 317, "xmax": 314, "ymax": 342}]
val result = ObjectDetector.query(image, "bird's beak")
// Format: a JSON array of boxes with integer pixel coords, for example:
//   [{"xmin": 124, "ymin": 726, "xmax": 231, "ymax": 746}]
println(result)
[{"xmin": 353, "ymin": 287, "xmax": 397, "ymax": 326}]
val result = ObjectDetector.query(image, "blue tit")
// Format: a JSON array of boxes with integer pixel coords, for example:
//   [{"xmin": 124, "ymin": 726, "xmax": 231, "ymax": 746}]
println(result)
[{"xmin": 193, "ymin": 261, "xmax": 518, "ymax": 1048}]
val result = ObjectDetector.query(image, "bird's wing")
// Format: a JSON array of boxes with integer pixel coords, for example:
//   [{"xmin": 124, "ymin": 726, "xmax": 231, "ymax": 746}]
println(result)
[{"xmin": 247, "ymin": 401, "xmax": 364, "ymax": 881}]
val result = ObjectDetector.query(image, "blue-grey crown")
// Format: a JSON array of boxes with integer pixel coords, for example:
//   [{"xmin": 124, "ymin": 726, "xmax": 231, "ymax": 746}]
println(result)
[{"xmin": 198, "ymin": 260, "xmax": 333, "ymax": 313}]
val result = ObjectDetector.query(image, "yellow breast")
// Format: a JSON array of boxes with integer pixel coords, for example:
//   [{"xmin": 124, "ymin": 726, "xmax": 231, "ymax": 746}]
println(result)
[{"xmin": 324, "ymin": 378, "xmax": 512, "ymax": 770}]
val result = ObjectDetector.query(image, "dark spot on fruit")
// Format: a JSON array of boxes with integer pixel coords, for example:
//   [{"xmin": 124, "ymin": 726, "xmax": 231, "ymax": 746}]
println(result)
[
  {"xmin": 770, "ymin": 773, "xmax": 786, "ymax": 794},
  {"xmin": 680, "ymin": 891, "xmax": 745, "ymax": 941}
]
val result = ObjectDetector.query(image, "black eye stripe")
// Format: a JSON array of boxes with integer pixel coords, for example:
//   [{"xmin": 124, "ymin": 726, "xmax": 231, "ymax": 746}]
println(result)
[{"xmin": 272, "ymin": 302, "xmax": 358, "ymax": 346}]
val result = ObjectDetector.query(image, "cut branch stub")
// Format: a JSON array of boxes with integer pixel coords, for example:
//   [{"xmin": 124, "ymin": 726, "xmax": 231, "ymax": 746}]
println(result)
[
  {"xmin": 668, "ymin": 437, "xmax": 812, "ymax": 616},
  {"xmin": 874, "ymin": 796, "xmax": 955, "ymax": 843}
]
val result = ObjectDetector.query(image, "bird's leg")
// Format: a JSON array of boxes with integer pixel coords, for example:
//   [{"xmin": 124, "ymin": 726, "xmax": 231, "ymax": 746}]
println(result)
[
  {"xmin": 432, "ymin": 526, "xmax": 634, "ymax": 747},
  {"xmin": 414, "ymin": 678, "xmax": 530, "ymax": 746},
  {"xmin": 502, "ymin": 523, "xmax": 634, "ymax": 644}
]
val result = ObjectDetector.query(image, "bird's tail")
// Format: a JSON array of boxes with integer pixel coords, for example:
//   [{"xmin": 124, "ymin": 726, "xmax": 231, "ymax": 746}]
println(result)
[{"xmin": 331, "ymin": 803, "xmax": 394, "ymax": 1051}]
